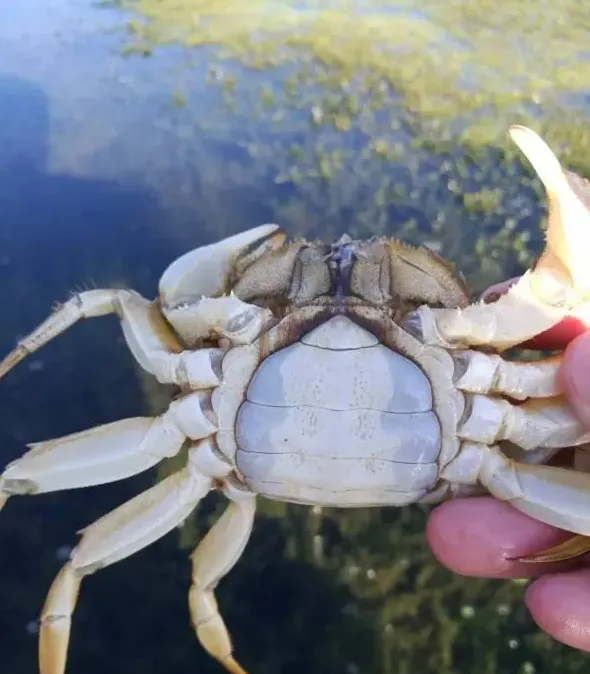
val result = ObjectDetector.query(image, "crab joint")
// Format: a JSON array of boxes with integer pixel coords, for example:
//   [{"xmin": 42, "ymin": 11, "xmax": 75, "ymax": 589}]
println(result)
[
  {"xmin": 39, "ymin": 563, "xmax": 82, "ymax": 674},
  {"xmin": 458, "ymin": 394, "xmax": 590, "ymax": 450},
  {"xmin": 452, "ymin": 350, "xmax": 561, "ymax": 400}
]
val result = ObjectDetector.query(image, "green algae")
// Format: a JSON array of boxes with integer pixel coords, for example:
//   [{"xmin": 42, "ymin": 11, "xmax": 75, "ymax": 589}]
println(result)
[
  {"xmin": 99, "ymin": 0, "xmax": 590, "ymax": 294},
  {"xmin": 109, "ymin": 0, "xmax": 590, "ymax": 163},
  {"xmin": 462, "ymin": 188, "xmax": 503, "ymax": 215}
]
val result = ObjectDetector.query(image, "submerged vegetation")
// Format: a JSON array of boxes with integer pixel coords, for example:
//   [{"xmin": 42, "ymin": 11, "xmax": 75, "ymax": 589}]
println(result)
[
  {"xmin": 112, "ymin": 0, "xmax": 590, "ymax": 159},
  {"xmin": 101, "ymin": 0, "xmax": 590, "ymax": 292}
]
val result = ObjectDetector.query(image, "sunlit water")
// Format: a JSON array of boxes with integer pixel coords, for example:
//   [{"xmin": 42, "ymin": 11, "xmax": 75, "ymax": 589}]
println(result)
[{"xmin": 1, "ymin": 2, "xmax": 589, "ymax": 673}]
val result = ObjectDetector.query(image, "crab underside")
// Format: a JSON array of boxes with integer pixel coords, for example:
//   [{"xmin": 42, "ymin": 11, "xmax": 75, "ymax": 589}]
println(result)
[{"xmin": 1, "ymin": 126, "xmax": 590, "ymax": 674}]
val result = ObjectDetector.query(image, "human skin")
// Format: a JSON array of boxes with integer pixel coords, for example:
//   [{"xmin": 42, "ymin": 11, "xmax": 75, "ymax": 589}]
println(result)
[{"xmin": 426, "ymin": 279, "xmax": 590, "ymax": 650}]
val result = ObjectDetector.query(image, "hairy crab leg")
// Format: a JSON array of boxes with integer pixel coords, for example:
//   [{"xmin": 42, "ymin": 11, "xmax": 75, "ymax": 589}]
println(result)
[
  {"xmin": 0, "ymin": 288, "xmax": 232, "ymax": 389},
  {"xmin": 189, "ymin": 480, "xmax": 256, "ymax": 674},
  {"xmin": 0, "ymin": 391, "xmax": 216, "ymax": 510},
  {"xmin": 38, "ymin": 439, "xmax": 232, "ymax": 674},
  {"xmin": 459, "ymin": 393, "xmax": 590, "ymax": 449},
  {"xmin": 0, "ymin": 224, "xmax": 283, "ymax": 382},
  {"xmin": 0, "ymin": 289, "xmax": 140, "ymax": 379},
  {"xmin": 452, "ymin": 351, "xmax": 562, "ymax": 400},
  {"xmin": 443, "ymin": 442, "xmax": 590, "ymax": 537},
  {"xmin": 413, "ymin": 125, "xmax": 590, "ymax": 351}
]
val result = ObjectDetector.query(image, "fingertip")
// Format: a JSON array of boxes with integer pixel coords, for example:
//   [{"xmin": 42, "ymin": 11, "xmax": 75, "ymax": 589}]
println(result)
[
  {"xmin": 521, "ymin": 316, "xmax": 588, "ymax": 351},
  {"xmin": 426, "ymin": 497, "xmax": 570, "ymax": 578},
  {"xmin": 526, "ymin": 570, "xmax": 590, "ymax": 651}
]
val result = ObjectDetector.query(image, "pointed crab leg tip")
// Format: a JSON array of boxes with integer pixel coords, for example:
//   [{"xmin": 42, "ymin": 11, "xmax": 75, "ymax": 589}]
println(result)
[
  {"xmin": 508, "ymin": 534, "xmax": 590, "ymax": 564},
  {"xmin": 0, "ymin": 492, "xmax": 8, "ymax": 512},
  {"xmin": 222, "ymin": 656, "xmax": 250, "ymax": 674},
  {"xmin": 0, "ymin": 347, "xmax": 27, "ymax": 380}
]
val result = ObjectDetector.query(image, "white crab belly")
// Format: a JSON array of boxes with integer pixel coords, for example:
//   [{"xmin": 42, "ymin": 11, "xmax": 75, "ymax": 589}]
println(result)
[{"xmin": 235, "ymin": 316, "xmax": 441, "ymax": 507}]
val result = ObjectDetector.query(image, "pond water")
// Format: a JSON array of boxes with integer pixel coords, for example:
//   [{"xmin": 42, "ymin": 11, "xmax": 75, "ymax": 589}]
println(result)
[{"xmin": 1, "ymin": 1, "xmax": 589, "ymax": 673}]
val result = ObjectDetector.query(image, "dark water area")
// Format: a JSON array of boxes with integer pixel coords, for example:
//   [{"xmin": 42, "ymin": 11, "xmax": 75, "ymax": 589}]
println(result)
[{"xmin": 1, "ymin": 2, "xmax": 589, "ymax": 673}]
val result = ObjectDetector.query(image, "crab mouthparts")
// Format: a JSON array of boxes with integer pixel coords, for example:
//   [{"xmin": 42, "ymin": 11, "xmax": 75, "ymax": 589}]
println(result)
[{"xmin": 328, "ymin": 236, "xmax": 359, "ymax": 298}]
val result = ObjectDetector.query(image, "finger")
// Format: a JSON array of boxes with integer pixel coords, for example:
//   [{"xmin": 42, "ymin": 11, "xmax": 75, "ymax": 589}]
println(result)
[
  {"xmin": 521, "ymin": 317, "xmax": 589, "ymax": 351},
  {"xmin": 560, "ymin": 330, "xmax": 590, "ymax": 427},
  {"xmin": 426, "ymin": 497, "xmax": 578, "ymax": 578},
  {"xmin": 526, "ymin": 569, "xmax": 590, "ymax": 651},
  {"xmin": 482, "ymin": 277, "xmax": 588, "ymax": 350}
]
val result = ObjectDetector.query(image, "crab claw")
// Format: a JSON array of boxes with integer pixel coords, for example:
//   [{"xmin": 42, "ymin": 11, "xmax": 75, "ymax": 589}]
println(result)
[
  {"xmin": 493, "ymin": 126, "xmax": 590, "ymax": 343},
  {"xmin": 510, "ymin": 125, "xmax": 590, "ymax": 300},
  {"xmin": 158, "ymin": 225, "xmax": 285, "ymax": 308},
  {"xmin": 417, "ymin": 126, "xmax": 590, "ymax": 350}
]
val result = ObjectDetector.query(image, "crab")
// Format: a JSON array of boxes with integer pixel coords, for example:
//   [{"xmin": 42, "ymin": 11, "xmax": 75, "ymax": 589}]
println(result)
[{"xmin": 2, "ymin": 125, "xmax": 590, "ymax": 674}]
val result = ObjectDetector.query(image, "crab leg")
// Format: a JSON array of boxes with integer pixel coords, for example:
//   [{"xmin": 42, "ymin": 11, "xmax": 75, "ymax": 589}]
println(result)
[
  {"xmin": 38, "ymin": 439, "xmax": 232, "ymax": 674},
  {"xmin": 505, "ymin": 443, "xmax": 590, "ymax": 563},
  {"xmin": 0, "ymin": 288, "xmax": 224, "ymax": 387},
  {"xmin": 0, "ymin": 225, "xmax": 283, "ymax": 381},
  {"xmin": 0, "ymin": 289, "xmax": 136, "ymax": 379},
  {"xmin": 444, "ymin": 442, "xmax": 590, "ymax": 536},
  {"xmin": 459, "ymin": 393, "xmax": 590, "ymax": 449},
  {"xmin": 189, "ymin": 480, "xmax": 256, "ymax": 674},
  {"xmin": 513, "ymin": 534, "xmax": 590, "ymax": 563},
  {"xmin": 416, "ymin": 126, "xmax": 590, "ymax": 351},
  {"xmin": 453, "ymin": 351, "xmax": 562, "ymax": 400},
  {"xmin": 0, "ymin": 391, "xmax": 215, "ymax": 509}
]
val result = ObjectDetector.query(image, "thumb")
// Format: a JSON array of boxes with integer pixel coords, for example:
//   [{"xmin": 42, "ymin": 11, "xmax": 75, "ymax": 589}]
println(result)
[{"xmin": 560, "ymin": 330, "xmax": 590, "ymax": 428}]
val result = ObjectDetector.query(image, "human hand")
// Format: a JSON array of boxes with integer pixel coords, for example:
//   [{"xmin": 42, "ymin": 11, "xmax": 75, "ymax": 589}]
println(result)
[{"xmin": 426, "ymin": 279, "xmax": 590, "ymax": 650}]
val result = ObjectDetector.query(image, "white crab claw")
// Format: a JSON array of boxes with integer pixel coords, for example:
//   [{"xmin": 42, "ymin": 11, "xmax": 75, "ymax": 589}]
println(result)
[
  {"xmin": 158, "ymin": 224, "xmax": 283, "ymax": 307},
  {"xmin": 509, "ymin": 125, "xmax": 590, "ymax": 299},
  {"xmin": 162, "ymin": 294, "xmax": 272, "ymax": 347},
  {"xmin": 416, "ymin": 127, "xmax": 590, "ymax": 350}
]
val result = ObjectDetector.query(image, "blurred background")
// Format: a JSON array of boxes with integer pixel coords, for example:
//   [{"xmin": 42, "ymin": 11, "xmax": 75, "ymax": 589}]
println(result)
[{"xmin": 1, "ymin": 1, "xmax": 589, "ymax": 673}]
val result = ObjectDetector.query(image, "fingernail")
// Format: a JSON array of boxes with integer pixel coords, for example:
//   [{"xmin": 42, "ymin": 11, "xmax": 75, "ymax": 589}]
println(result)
[{"xmin": 562, "ymin": 332, "xmax": 590, "ymax": 425}]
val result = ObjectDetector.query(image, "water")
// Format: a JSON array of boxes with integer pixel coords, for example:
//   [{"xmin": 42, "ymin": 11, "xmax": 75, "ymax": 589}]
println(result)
[{"xmin": 0, "ymin": 1, "xmax": 589, "ymax": 673}]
